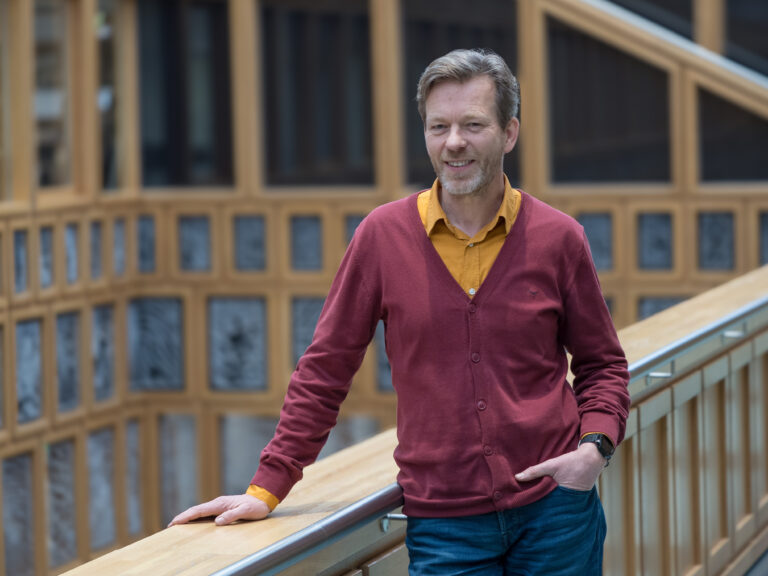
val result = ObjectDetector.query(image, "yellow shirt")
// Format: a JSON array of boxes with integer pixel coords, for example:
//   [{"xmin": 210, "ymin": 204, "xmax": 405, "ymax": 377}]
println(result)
[{"xmin": 418, "ymin": 177, "xmax": 521, "ymax": 296}]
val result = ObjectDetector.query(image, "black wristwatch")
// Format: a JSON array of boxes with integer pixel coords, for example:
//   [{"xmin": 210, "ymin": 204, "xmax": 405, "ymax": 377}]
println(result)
[{"xmin": 578, "ymin": 433, "xmax": 615, "ymax": 462}]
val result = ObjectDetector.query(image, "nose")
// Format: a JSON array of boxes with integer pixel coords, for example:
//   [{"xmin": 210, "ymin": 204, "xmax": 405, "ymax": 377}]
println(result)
[{"xmin": 446, "ymin": 126, "xmax": 466, "ymax": 150}]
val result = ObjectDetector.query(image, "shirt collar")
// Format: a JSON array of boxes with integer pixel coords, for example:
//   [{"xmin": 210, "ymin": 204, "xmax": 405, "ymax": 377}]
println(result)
[{"xmin": 425, "ymin": 175, "xmax": 519, "ymax": 238}]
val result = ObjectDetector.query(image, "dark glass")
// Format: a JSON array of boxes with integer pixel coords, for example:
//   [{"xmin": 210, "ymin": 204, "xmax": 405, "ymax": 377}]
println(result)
[
  {"xmin": 375, "ymin": 321, "xmax": 393, "ymax": 392},
  {"xmin": 291, "ymin": 216, "xmax": 323, "ymax": 270},
  {"xmin": 91, "ymin": 221, "xmax": 103, "ymax": 279},
  {"xmin": 292, "ymin": 297, "xmax": 325, "ymax": 364},
  {"xmin": 39, "ymin": 226, "xmax": 54, "ymax": 288},
  {"xmin": 345, "ymin": 214, "xmax": 365, "ymax": 244},
  {"xmin": 548, "ymin": 17, "xmax": 670, "ymax": 182},
  {"xmin": 87, "ymin": 428, "xmax": 116, "ymax": 550},
  {"xmin": 3, "ymin": 454, "xmax": 35, "ymax": 576},
  {"xmin": 125, "ymin": 420, "xmax": 143, "ymax": 535},
  {"xmin": 234, "ymin": 215, "xmax": 266, "ymax": 271},
  {"xmin": 137, "ymin": 215, "xmax": 155, "ymax": 273},
  {"xmin": 726, "ymin": 0, "xmax": 768, "ymax": 76},
  {"xmin": 35, "ymin": 0, "xmax": 71, "ymax": 186},
  {"xmin": 403, "ymin": 0, "xmax": 520, "ymax": 189},
  {"xmin": 178, "ymin": 215, "xmax": 210, "ymax": 272},
  {"xmin": 638, "ymin": 213, "xmax": 673, "ymax": 270},
  {"xmin": 47, "ymin": 440, "xmax": 77, "ymax": 568},
  {"xmin": 262, "ymin": 0, "xmax": 373, "ymax": 185},
  {"xmin": 759, "ymin": 211, "xmax": 768, "ymax": 265},
  {"xmin": 699, "ymin": 88, "xmax": 768, "ymax": 181},
  {"xmin": 92, "ymin": 304, "xmax": 115, "ymax": 402},
  {"xmin": 698, "ymin": 212, "xmax": 734, "ymax": 271},
  {"xmin": 138, "ymin": 0, "xmax": 233, "ymax": 186},
  {"xmin": 577, "ymin": 213, "xmax": 612, "ymax": 271},
  {"xmin": 14, "ymin": 230, "xmax": 28, "ymax": 293},
  {"xmin": 56, "ymin": 311, "xmax": 80, "ymax": 412},
  {"xmin": 98, "ymin": 0, "xmax": 121, "ymax": 189},
  {"xmin": 113, "ymin": 218, "xmax": 126, "ymax": 276},
  {"xmin": 159, "ymin": 414, "xmax": 197, "ymax": 526},
  {"xmin": 219, "ymin": 415, "xmax": 278, "ymax": 494},
  {"xmin": 64, "ymin": 223, "xmax": 78, "ymax": 284},
  {"xmin": 607, "ymin": 0, "xmax": 692, "ymax": 38},
  {"xmin": 638, "ymin": 296, "xmax": 687, "ymax": 320},
  {"xmin": 16, "ymin": 319, "xmax": 42, "ymax": 424},
  {"xmin": 128, "ymin": 298, "xmax": 184, "ymax": 391},
  {"xmin": 208, "ymin": 298, "xmax": 267, "ymax": 391}
]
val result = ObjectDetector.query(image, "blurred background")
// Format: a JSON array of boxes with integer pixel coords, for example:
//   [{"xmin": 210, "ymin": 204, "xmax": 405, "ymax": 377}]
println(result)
[{"xmin": 0, "ymin": 0, "xmax": 767, "ymax": 573}]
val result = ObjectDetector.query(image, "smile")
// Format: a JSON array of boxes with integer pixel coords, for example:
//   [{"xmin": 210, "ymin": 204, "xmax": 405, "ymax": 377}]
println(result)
[{"xmin": 446, "ymin": 160, "xmax": 473, "ymax": 167}]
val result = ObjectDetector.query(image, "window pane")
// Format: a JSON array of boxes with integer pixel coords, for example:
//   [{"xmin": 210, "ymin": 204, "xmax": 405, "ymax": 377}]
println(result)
[
  {"xmin": 128, "ymin": 298, "xmax": 184, "ymax": 391},
  {"xmin": 92, "ymin": 304, "xmax": 115, "ymax": 401},
  {"xmin": 35, "ymin": 0, "xmax": 71, "ymax": 186},
  {"xmin": 219, "ymin": 415, "xmax": 277, "ymax": 494},
  {"xmin": 638, "ymin": 212, "xmax": 673, "ymax": 270},
  {"xmin": 159, "ymin": 414, "xmax": 197, "ymax": 526},
  {"xmin": 137, "ymin": 214, "xmax": 155, "ymax": 273},
  {"xmin": 91, "ymin": 221, "xmax": 103, "ymax": 279},
  {"xmin": 88, "ymin": 428, "xmax": 116, "ymax": 551},
  {"xmin": 292, "ymin": 297, "xmax": 324, "ymax": 365},
  {"xmin": 98, "ymin": 0, "xmax": 121, "ymax": 189},
  {"xmin": 178, "ymin": 215, "xmax": 210, "ymax": 272},
  {"xmin": 16, "ymin": 319, "xmax": 43, "ymax": 424},
  {"xmin": 39, "ymin": 226, "xmax": 54, "ymax": 288},
  {"xmin": 47, "ymin": 440, "xmax": 77, "ymax": 568},
  {"xmin": 548, "ymin": 17, "xmax": 670, "ymax": 182},
  {"xmin": 375, "ymin": 321, "xmax": 392, "ymax": 393},
  {"xmin": 577, "ymin": 213, "xmax": 613, "ymax": 271},
  {"xmin": 291, "ymin": 215, "xmax": 323, "ymax": 270},
  {"xmin": 262, "ymin": 0, "xmax": 373, "ymax": 185},
  {"xmin": 607, "ymin": 0, "xmax": 692, "ymax": 39},
  {"xmin": 3, "ymin": 454, "xmax": 35, "ymax": 576},
  {"xmin": 0, "ymin": 0, "xmax": 10, "ymax": 199},
  {"xmin": 139, "ymin": 0, "xmax": 233, "ymax": 186},
  {"xmin": 699, "ymin": 88, "xmax": 768, "ymax": 181},
  {"xmin": 113, "ymin": 217, "xmax": 126, "ymax": 276},
  {"xmin": 761, "ymin": 211, "xmax": 768, "ymax": 265},
  {"xmin": 726, "ymin": 0, "xmax": 768, "ymax": 76},
  {"xmin": 234, "ymin": 215, "xmax": 266, "ymax": 271},
  {"xmin": 125, "ymin": 419, "xmax": 143, "ymax": 535},
  {"xmin": 698, "ymin": 212, "xmax": 734, "ymax": 271},
  {"xmin": 403, "ymin": 0, "xmax": 519, "ymax": 189},
  {"xmin": 208, "ymin": 298, "xmax": 267, "ymax": 391},
  {"xmin": 65, "ymin": 223, "xmax": 79, "ymax": 284},
  {"xmin": 56, "ymin": 311, "xmax": 80, "ymax": 412},
  {"xmin": 345, "ymin": 214, "xmax": 365, "ymax": 245},
  {"xmin": 638, "ymin": 296, "xmax": 686, "ymax": 320},
  {"xmin": 14, "ymin": 229, "xmax": 29, "ymax": 294}
]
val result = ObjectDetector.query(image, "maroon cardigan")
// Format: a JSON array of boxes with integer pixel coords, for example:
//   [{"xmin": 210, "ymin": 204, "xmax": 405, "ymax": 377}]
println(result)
[{"xmin": 252, "ymin": 190, "xmax": 630, "ymax": 517}]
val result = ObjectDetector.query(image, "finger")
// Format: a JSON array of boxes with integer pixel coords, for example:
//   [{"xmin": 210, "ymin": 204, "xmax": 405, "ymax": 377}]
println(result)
[
  {"xmin": 215, "ymin": 503, "xmax": 266, "ymax": 526},
  {"xmin": 515, "ymin": 459, "xmax": 557, "ymax": 482},
  {"xmin": 168, "ymin": 501, "xmax": 223, "ymax": 527}
]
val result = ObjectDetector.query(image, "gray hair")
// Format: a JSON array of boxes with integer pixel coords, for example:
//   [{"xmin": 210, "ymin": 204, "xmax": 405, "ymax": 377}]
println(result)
[{"xmin": 416, "ymin": 48, "xmax": 520, "ymax": 128}]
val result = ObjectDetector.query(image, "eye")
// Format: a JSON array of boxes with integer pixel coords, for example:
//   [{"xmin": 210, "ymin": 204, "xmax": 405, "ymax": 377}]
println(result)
[{"xmin": 429, "ymin": 124, "xmax": 447, "ymax": 133}]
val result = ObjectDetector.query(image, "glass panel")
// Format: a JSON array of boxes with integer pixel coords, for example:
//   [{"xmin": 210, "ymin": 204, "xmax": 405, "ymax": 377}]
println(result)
[
  {"xmin": 291, "ymin": 297, "xmax": 325, "ymax": 365},
  {"xmin": 577, "ymin": 213, "xmax": 613, "ymax": 271},
  {"xmin": 219, "ymin": 415, "xmax": 278, "ymax": 494},
  {"xmin": 548, "ymin": 17, "xmax": 670, "ymax": 182},
  {"xmin": 65, "ymin": 222, "xmax": 78, "ymax": 284},
  {"xmin": 138, "ymin": 0, "xmax": 233, "ymax": 186},
  {"xmin": 91, "ymin": 221, "xmax": 103, "ymax": 279},
  {"xmin": 607, "ymin": 0, "xmax": 692, "ymax": 38},
  {"xmin": 88, "ymin": 427, "xmax": 116, "ymax": 551},
  {"xmin": 698, "ymin": 212, "xmax": 734, "ymax": 271},
  {"xmin": 125, "ymin": 419, "xmax": 143, "ymax": 535},
  {"xmin": 698, "ymin": 88, "xmax": 768, "ymax": 181},
  {"xmin": 760, "ymin": 211, "xmax": 768, "ymax": 266},
  {"xmin": 318, "ymin": 416, "xmax": 379, "ymax": 459},
  {"xmin": 262, "ymin": 0, "xmax": 373, "ymax": 185},
  {"xmin": 403, "ymin": 0, "xmax": 520, "ymax": 189},
  {"xmin": 291, "ymin": 215, "xmax": 323, "ymax": 271},
  {"xmin": 47, "ymin": 440, "xmax": 77, "ymax": 568},
  {"xmin": 137, "ymin": 215, "xmax": 155, "ymax": 273},
  {"xmin": 638, "ymin": 296, "xmax": 687, "ymax": 320},
  {"xmin": 14, "ymin": 229, "xmax": 29, "ymax": 293},
  {"xmin": 638, "ymin": 212, "xmax": 673, "ymax": 270},
  {"xmin": 39, "ymin": 226, "xmax": 54, "ymax": 288},
  {"xmin": 98, "ymin": 0, "xmax": 121, "ymax": 189},
  {"xmin": 92, "ymin": 304, "xmax": 115, "ymax": 401},
  {"xmin": 56, "ymin": 311, "xmax": 80, "ymax": 412},
  {"xmin": 234, "ymin": 215, "xmax": 266, "ymax": 271},
  {"xmin": 2, "ymin": 453, "xmax": 35, "ymax": 576},
  {"xmin": 113, "ymin": 217, "xmax": 126, "ymax": 276},
  {"xmin": 726, "ymin": 0, "xmax": 768, "ymax": 76},
  {"xmin": 375, "ymin": 321, "xmax": 392, "ymax": 392},
  {"xmin": 159, "ymin": 414, "xmax": 197, "ymax": 526},
  {"xmin": 16, "ymin": 319, "xmax": 42, "ymax": 424},
  {"xmin": 345, "ymin": 214, "xmax": 365, "ymax": 245},
  {"xmin": 208, "ymin": 298, "xmax": 267, "ymax": 391},
  {"xmin": 35, "ymin": 0, "xmax": 71, "ymax": 186},
  {"xmin": 0, "ymin": 0, "xmax": 10, "ymax": 200},
  {"xmin": 178, "ymin": 215, "xmax": 210, "ymax": 272},
  {"xmin": 128, "ymin": 298, "xmax": 184, "ymax": 391}
]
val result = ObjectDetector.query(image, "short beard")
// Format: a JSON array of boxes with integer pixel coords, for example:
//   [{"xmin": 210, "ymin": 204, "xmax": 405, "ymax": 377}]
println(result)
[{"xmin": 439, "ymin": 165, "xmax": 497, "ymax": 198}]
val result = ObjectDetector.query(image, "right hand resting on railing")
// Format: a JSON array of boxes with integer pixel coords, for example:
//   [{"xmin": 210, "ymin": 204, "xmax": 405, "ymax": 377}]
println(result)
[{"xmin": 167, "ymin": 495, "xmax": 270, "ymax": 527}]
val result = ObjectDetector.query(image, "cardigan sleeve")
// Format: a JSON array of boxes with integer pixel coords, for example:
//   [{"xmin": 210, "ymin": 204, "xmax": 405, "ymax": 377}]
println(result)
[
  {"xmin": 559, "ymin": 230, "xmax": 630, "ymax": 447},
  {"xmin": 250, "ymin": 226, "xmax": 382, "ymax": 501}
]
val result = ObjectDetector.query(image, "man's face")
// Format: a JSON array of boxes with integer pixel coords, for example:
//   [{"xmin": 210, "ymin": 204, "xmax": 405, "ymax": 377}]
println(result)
[{"xmin": 424, "ymin": 75, "xmax": 518, "ymax": 198}]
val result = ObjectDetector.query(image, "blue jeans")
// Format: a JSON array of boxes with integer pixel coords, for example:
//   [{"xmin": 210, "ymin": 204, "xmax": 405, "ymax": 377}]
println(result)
[{"xmin": 405, "ymin": 486, "xmax": 606, "ymax": 575}]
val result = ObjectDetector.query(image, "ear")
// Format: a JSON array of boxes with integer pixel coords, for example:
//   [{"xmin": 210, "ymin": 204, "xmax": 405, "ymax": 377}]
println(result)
[{"xmin": 503, "ymin": 117, "xmax": 520, "ymax": 154}]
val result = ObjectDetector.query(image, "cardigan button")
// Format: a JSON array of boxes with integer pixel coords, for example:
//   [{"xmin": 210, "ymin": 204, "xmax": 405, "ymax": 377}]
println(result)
[
  {"xmin": 493, "ymin": 491, "xmax": 503, "ymax": 501},
  {"xmin": 471, "ymin": 352, "xmax": 480, "ymax": 363},
  {"xmin": 468, "ymin": 303, "xmax": 477, "ymax": 314},
  {"xmin": 476, "ymin": 400, "xmax": 487, "ymax": 411},
  {"xmin": 483, "ymin": 445, "xmax": 494, "ymax": 456}
]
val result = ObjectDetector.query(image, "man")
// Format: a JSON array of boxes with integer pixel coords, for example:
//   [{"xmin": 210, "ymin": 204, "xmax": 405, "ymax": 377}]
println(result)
[{"xmin": 171, "ymin": 49, "xmax": 630, "ymax": 575}]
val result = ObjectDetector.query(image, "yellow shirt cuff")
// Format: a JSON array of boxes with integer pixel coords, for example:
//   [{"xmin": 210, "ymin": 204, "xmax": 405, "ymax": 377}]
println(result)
[{"xmin": 246, "ymin": 485, "xmax": 280, "ymax": 511}]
